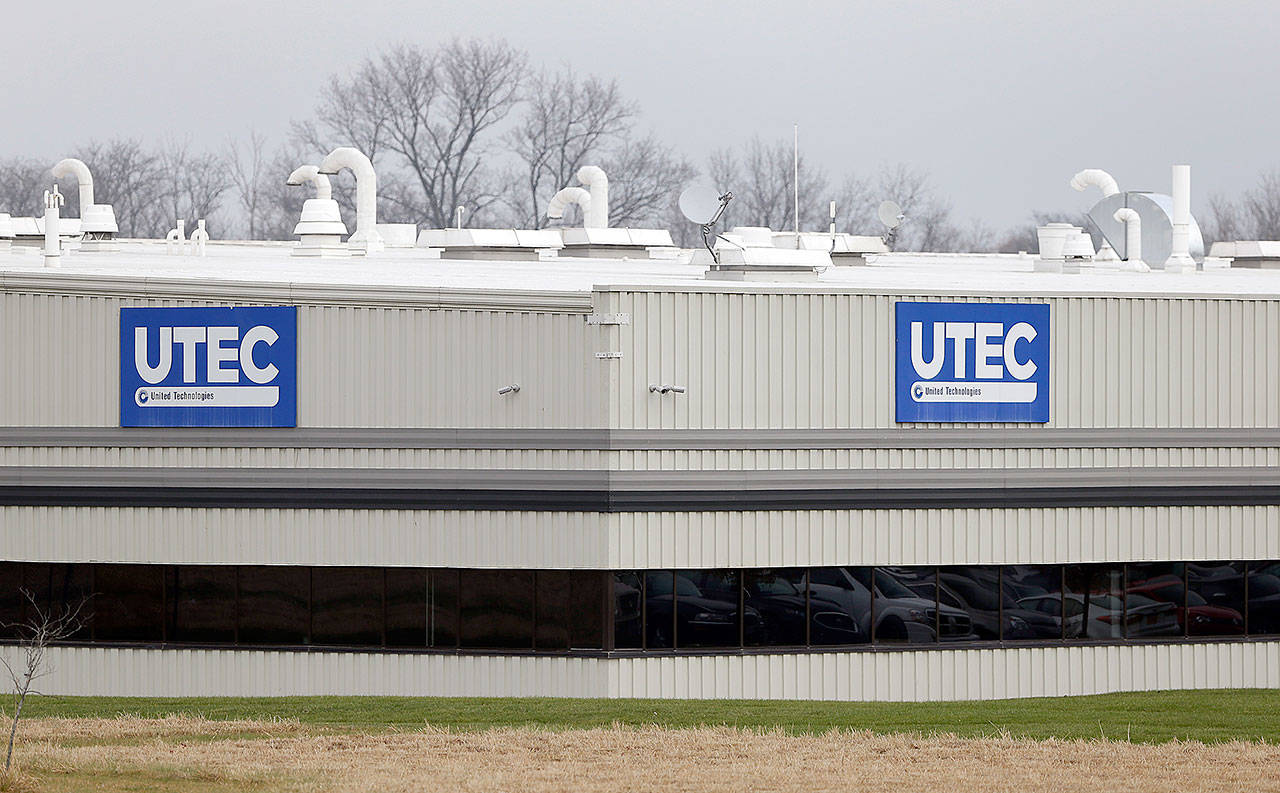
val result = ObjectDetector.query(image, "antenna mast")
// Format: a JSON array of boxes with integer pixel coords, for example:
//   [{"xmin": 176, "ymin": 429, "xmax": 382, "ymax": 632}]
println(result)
[{"xmin": 793, "ymin": 123, "xmax": 800, "ymax": 248}]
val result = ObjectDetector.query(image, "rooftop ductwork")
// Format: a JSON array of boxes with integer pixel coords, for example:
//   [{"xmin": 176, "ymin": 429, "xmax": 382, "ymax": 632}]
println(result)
[
  {"xmin": 546, "ymin": 187, "xmax": 592, "ymax": 224},
  {"xmin": 546, "ymin": 167, "xmax": 609, "ymax": 229},
  {"xmin": 1070, "ymin": 168, "xmax": 1120, "ymax": 198},
  {"xmin": 317, "ymin": 147, "xmax": 383, "ymax": 255},
  {"xmin": 50, "ymin": 158, "xmax": 118, "ymax": 249},
  {"xmin": 287, "ymin": 165, "xmax": 349, "ymax": 258}
]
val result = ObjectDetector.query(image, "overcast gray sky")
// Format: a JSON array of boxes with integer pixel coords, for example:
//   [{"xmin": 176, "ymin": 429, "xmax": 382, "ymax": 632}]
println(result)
[{"xmin": 2, "ymin": 0, "xmax": 1274, "ymax": 229}]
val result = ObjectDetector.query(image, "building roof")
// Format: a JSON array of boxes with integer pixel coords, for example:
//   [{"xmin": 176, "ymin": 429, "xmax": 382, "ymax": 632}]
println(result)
[{"xmin": 1, "ymin": 240, "xmax": 1277, "ymax": 304}]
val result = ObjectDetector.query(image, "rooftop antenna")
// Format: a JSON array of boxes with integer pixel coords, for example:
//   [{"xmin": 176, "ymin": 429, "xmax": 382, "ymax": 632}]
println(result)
[
  {"xmin": 877, "ymin": 199, "xmax": 904, "ymax": 248},
  {"xmin": 793, "ymin": 124, "xmax": 800, "ymax": 248},
  {"xmin": 678, "ymin": 184, "xmax": 735, "ymax": 264}
]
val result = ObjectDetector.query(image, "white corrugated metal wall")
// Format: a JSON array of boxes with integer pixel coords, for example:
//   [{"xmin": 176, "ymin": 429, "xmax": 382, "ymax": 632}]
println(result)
[
  {"xmin": 10, "ymin": 642, "xmax": 1277, "ymax": 701},
  {"xmin": 602, "ymin": 288, "xmax": 1280, "ymax": 430}
]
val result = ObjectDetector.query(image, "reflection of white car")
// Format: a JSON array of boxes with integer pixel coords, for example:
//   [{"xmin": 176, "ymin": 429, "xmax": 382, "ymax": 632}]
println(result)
[
  {"xmin": 1021, "ymin": 593, "xmax": 1179, "ymax": 639},
  {"xmin": 807, "ymin": 567, "xmax": 974, "ymax": 642}
]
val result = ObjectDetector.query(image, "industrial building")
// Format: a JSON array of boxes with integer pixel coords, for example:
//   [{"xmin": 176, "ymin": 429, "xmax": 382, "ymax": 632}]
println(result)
[{"xmin": 1, "ymin": 157, "xmax": 1279, "ymax": 701}]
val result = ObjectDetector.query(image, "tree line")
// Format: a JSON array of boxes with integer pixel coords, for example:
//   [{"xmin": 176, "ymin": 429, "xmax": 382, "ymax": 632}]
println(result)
[{"xmin": 0, "ymin": 38, "xmax": 1273, "ymax": 251}]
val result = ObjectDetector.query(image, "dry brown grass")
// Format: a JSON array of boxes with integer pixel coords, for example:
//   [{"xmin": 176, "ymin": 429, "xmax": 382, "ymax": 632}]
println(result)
[{"xmin": 9, "ymin": 716, "xmax": 1280, "ymax": 792}]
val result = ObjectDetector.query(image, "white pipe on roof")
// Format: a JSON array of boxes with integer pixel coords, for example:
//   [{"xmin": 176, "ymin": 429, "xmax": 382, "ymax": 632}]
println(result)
[
  {"xmin": 1112, "ymin": 207, "xmax": 1150, "ymax": 272},
  {"xmin": 576, "ymin": 166, "xmax": 609, "ymax": 228},
  {"xmin": 1167, "ymin": 164, "xmax": 1195, "ymax": 272},
  {"xmin": 546, "ymin": 187, "xmax": 592, "ymax": 223},
  {"xmin": 318, "ymin": 147, "xmax": 382, "ymax": 252},
  {"xmin": 286, "ymin": 165, "xmax": 333, "ymax": 201},
  {"xmin": 51, "ymin": 158, "xmax": 94, "ymax": 212},
  {"xmin": 1070, "ymin": 169, "xmax": 1120, "ymax": 198}
]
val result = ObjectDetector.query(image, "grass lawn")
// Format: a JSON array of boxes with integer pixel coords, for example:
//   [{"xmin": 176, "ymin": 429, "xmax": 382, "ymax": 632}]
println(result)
[{"xmin": 19, "ymin": 689, "xmax": 1280, "ymax": 744}]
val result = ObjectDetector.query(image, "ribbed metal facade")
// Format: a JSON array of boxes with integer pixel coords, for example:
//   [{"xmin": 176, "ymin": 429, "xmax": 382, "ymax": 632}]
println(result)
[
  {"xmin": 11, "ymin": 642, "xmax": 1278, "ymax": 701},
  {"xmin": 3, "ymin": 277, "xmax": 1279, "ymax": 700}
]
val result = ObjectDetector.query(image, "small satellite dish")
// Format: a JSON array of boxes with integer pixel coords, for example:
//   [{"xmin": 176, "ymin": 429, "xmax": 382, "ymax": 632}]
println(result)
[
  {"xmin": 679, "ymin": 185, "xmax": 726, "ymax": 226},
  {"xmin": 878, "ymin": 200, "xmax": 904, "ymax": 229}
]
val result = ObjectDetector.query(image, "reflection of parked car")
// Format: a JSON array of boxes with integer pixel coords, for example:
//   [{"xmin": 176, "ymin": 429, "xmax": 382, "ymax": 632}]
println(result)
[
  {"xmin": 644, "ymin": 573, "xmax": 761, "ymax": 647},
  {"xmin": 937, "ymin": 572, "xmax": 1059, "ymax": 640},
  {"xmin": 1044, "ymin": 593, "xmax": 1179, "ymax": 639},
  {"xmin": 806, "ymin": 567, "xmax": 974, "ymax": 643},
  {"xmin": 1127, "ymin": 574, "xmax": 1243, "ymax": 636},
  {"xmin": 1246, "ymin": 570, "xmax": 1280, "ymax": 634},
  {"xmin": 613, "ymin": 574, "xmax": 642, "ymax": 646},
  {"xmin": 744, "ymin": 574, "xmax": 864, "ymax": 645}
]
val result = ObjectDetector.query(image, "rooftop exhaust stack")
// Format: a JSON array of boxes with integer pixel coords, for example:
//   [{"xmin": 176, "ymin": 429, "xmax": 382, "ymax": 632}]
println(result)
[
  {"xmin": 1070, "ymin": 169, "xmax": 1120, "ymax": 198},
  {"xmin": 50, "ymin": 158, "xmax": 118, "ymax": 249},
  {"xmin": 43, "ymin": 186, "xmax": 63, "ymax": 267},
  {"xmin": 546, "ymin": 187, "xmax": 592, "ymax": 224},
  {"xmin": 317, "ymin": 147, "xmax": 383, "ymax": 255},
  {"xmin": 576, "ymin": 166, "xmax": 609, "ymax": 228},
  {"xmin": 1112, "ymin": 208, "xmax": 1150, "ymax": 272},
  {"xmin": 1166, "ymin": 164, "xmax": 1195, "ymax": 273},
  {"xmin": 287, "ymin": 165, "xmax": 349, "ymax": 258}
]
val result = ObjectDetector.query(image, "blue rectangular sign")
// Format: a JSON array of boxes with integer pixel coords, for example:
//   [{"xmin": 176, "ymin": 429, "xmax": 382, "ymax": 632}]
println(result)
[
  {"xmin": 895, "ymin": 301, "xmax": 1050, "ymax": 423},
  {"xmin": 120, "ymin": 306, "xmax": 297, "ymax": 427}
]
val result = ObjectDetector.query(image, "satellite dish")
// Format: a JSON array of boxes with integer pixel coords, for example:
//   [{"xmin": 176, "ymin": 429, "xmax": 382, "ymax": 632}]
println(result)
[
  {"xmin": 878, "ymin": 200, "xmax": 904, "ymax": 229},
  {"xmin": 679, "ymin": 185, "xmax": 726, "ymax": 226}
]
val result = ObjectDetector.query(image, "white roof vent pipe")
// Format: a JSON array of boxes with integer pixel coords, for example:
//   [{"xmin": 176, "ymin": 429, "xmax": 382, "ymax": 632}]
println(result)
[
  {"xmin": 576, "ymin": 165, "xmax": 609, "ymax": 228},
  {"xmin": 546, "ymin": 187, "xmax": 592, "ymax": 224},
  {"xmin": 1166, "ymin": 164, "xmax": 1195, "ymax": 273},
  {"xmin": 317, "ymin": 147, "xmax": 383, "ymax": 255},
  {"xmin": 50, "ymin": 158, "xmax": 118, "ymax": 248},
  {"xmin": 1069, "ymin": 169, "xmax": 1120, "ymax": 198},
  {"xmin": 287, "ymin": 165, "xmax": 349, "ymax": 258},
  {"xmin": 1112, "ymin": 208, "xmax": 1150, "ymax": 272}
]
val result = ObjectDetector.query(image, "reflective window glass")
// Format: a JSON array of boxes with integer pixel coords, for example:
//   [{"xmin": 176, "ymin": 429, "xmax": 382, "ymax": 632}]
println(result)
[
  {"xmin": 385, "ymin": 568, "xmax": 427, "ymax": 648},
  {"xmin": 874, "ymin": 567, "xmax": 936, "ymax": 644},
  {"xmin": 1064, "ymin": 565, "xmax": 1125, "ymax": 640},
  {"xmin": 93, "ymin": 564, "xmax": 164, "ymax": 642},
  {"xmin": 675, "ymin": 570, "xmax": 740, "ymax": 649},
  {"xmin": 535, "ymin": 571, "xmax": 572, "ymax": 651},
  {"xmin": 312, "ymin": 567, "xmax": 383, "ymax": 646},
  {"xmin": 1183, "ymin": 562, "xmax": 1245, "ymax": 637},
  {"xmin": 1000, "ymin": 565, "xmax": 1062, "ymax": 640},
  {"xmin": 1248, "ymin": 561, "xmax": 1280, "ymax": 636},
  {"xmin": 427, "ymin": 569, "xmax": 459, "ymax": 648},
  {"xmin": 239, "ymin": 566, "xmax": 310, "ymax": 645},
  {"xmin": 1126, "ymin": 563, "xmax": 1186, "ymax": 638},
  {"xmin": 169, "ymin": 565, "xmax": 236, "ymax": 644},
  {"xmin": 644, "ymin": 571, "xmax": 674, "ymax": 649},
  {"xmin": 568, "ymin": 571, "xmax": 605, "ymax": 649},
  {"xmin": 459, "ymin": 570, "xmax": 533, "ymax": 649},
  {"xmin": 744, "ymin": 569, "xmax": 808, "ymax": 647},
  {"xmin": 807, "ymin": 567, "xmax": 871, "ymax": 646},
  {"xmin": 938, "ymin": 566, "xmax": 1000, "ymax": 641},
  {"xmin": 613, "ymin": 572, "xmax": 643, "ymax": 649}
]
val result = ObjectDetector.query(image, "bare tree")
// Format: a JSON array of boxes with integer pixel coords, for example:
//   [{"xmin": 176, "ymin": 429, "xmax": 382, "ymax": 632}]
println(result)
[
  {"xmin": 74, "ymin": 139, "xmax": 166, "ymax": 237},
  {"xmin": 706, "ymin": 137, "xmax": 830, "ymax": 232},
  {"xmin": 1244, "ymin": 170, "xmax": 1280, "ymax": 239},
  {"xmin": 226, "ymin": 130, "xmax": 272, "ymax": 239},
  {"xmin": 155, "ymin": 141, "xmax": 229, "ymax": 237},
  {"xmin": 1202, "ymin": 193, "xmax": 1244, "ymax": 247},
  {"xmin": 0, "ymin": 158, "xmax": 55, "ymax": 218},
  {"xmin": 602, "ymin": 134, "xmax": 695, "ymax": 228},
  {"xmin": 506, "ymin": 69, "xmax": 635, "ymax": 228},
  {"xmin": 302, "ymin": 39, "xmax": 526, "ymax": 229},
  {"xmin": 2, "ymin": 589, "xmax": 90, "ymax": 776}
]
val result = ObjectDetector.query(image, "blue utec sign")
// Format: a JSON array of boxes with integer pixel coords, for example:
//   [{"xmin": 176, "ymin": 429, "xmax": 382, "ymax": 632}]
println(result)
[
  {"xmin": 895, "ymin": 301, "xmax": 1050, "ymax": 423},
  {"xmin": 120, "ymin": 306, "xmax": 297, "ymax": 427}
]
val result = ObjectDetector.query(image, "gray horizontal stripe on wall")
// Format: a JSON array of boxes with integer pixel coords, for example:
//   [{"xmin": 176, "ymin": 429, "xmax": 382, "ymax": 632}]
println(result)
[
  {"xmin": 0, "ymin": 466, "xmax": 1276, "ymax": 492},
  {"xmin": 6, "ymin": 427, "xmax": 1280, "ymax": 451}
]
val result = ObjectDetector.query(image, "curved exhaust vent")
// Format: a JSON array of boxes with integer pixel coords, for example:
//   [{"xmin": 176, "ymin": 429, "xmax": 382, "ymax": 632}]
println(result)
[
  {"xmin": 51, "ymin": 158, "xmax": 118, "ymax": 247},
  {"xmin": 318, "ymin": 147, "xmax": 383, "ymax": 255}
]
